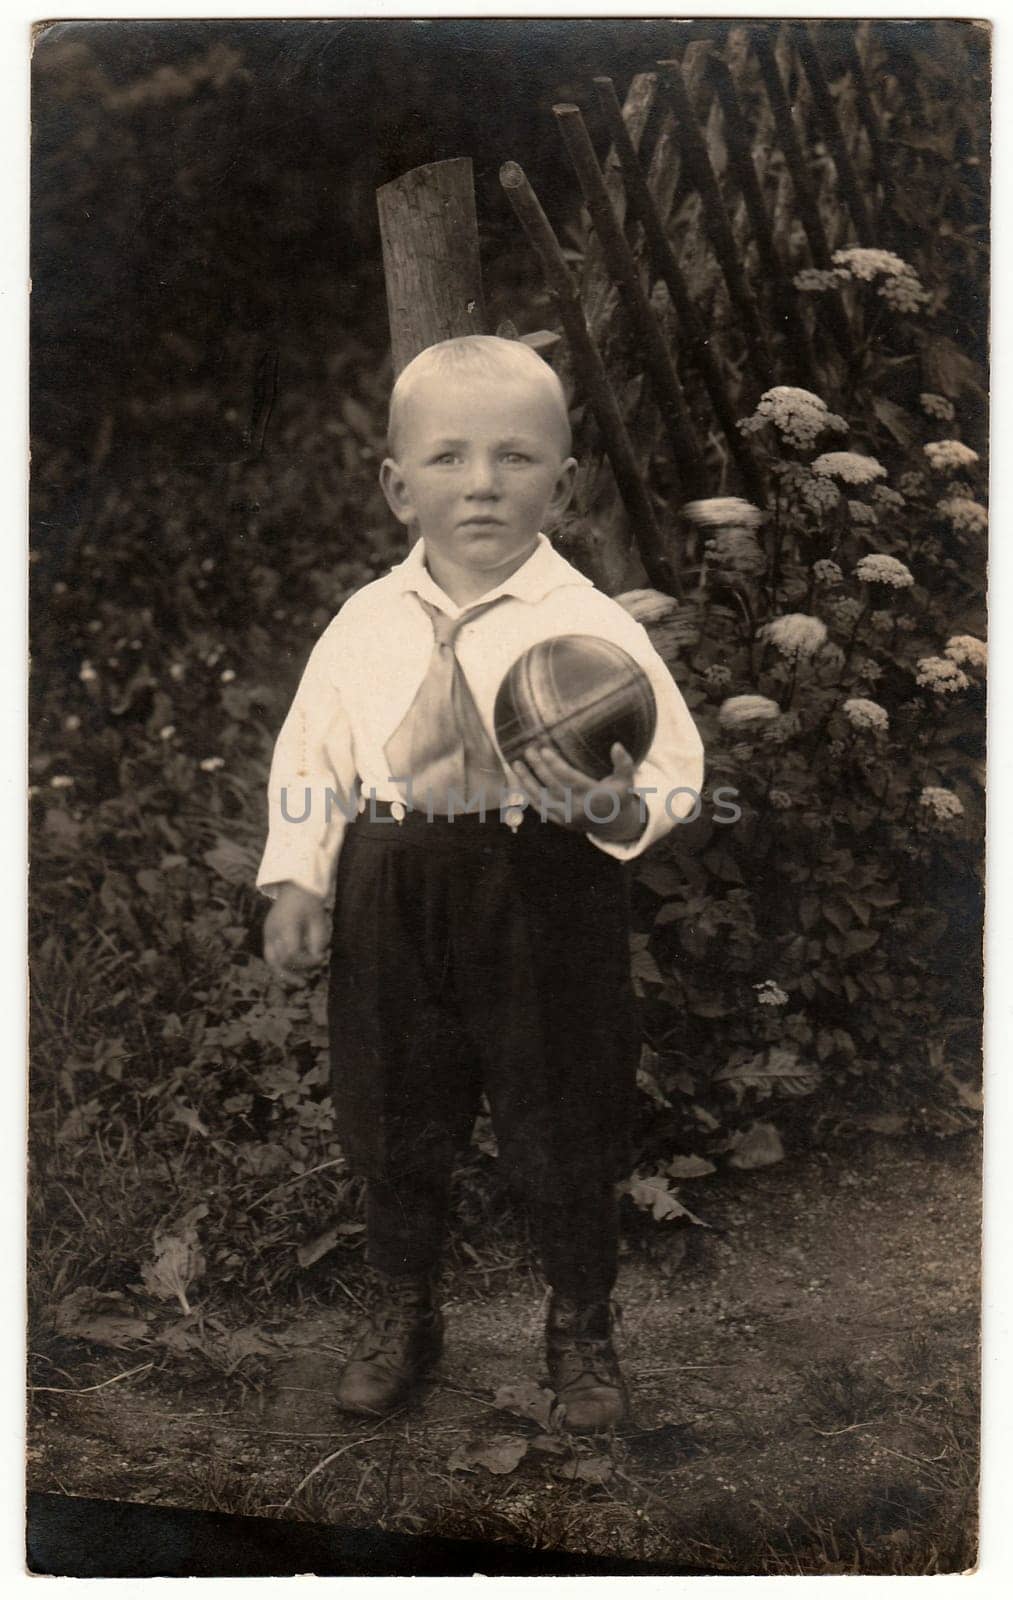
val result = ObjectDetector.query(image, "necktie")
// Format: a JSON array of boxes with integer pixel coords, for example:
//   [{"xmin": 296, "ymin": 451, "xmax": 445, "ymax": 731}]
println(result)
[{"xmin": 384, "ymin": 594, "xmax": 509, "ymax": 815}]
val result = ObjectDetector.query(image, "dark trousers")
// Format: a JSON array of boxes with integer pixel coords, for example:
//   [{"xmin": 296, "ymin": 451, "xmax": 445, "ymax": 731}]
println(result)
[{"xmin": 327, "ymin": 806, "xmax": 639, "ymax": 1302}]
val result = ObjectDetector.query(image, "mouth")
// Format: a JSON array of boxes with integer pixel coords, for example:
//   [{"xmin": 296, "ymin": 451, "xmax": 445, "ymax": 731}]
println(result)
[{"xmin": 458, "ymin": 516, "xmax": 505, "ymax": 528}]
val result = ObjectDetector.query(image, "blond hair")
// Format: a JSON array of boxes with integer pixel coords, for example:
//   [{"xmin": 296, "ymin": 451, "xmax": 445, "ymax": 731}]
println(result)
[{"xmin": 387, "ymin": 335, "xmax": 571, "ymax": 458}]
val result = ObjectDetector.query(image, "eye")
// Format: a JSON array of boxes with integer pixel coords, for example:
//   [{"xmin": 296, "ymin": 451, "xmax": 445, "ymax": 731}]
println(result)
[
  {"xmin": 502, "ymin": 451, "xmax": 532, "ymax": 464},
  {"xmin": 430, "ymin": 451, "xmax": 461, "ymax": 465}
]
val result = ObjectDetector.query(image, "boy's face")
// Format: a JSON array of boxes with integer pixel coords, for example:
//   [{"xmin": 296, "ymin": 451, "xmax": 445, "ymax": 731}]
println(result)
[{"xmin": 379, "ymin": 370, "xmax": 577, "ymax": 579}]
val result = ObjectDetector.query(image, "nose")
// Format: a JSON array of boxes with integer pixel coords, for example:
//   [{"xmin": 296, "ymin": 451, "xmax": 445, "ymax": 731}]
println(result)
[{"xmin": 464, "ymin": 454, "xmax": 501, "ymax": 498}]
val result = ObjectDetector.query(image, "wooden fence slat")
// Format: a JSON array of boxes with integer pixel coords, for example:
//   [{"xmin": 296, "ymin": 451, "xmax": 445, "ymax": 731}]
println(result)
[
  {"xmin": 706, "ymin": 52, "xmax": 822, "ymax": 391},
  {"xmin": 499, "ymin": 161, "xmax": 682, "ymax": 597},
  {"xmin": 593, "ymin": 74, "xmax": 767, "ymax": 503},
  {"xmin": 793, "ymin": 24, "xmax": 874, "ymax": 243},
  {"xmin": 840, "ymin": 28, "xmax": 896, "ymax": 220},
  {"xmin": 553, "ymin": 102, "xmax": 708, "ymax": 500},
  {"xmin": 656, "ymin": 58, "xmax": 773, "ymax": 393},
  {"xmin": 750, "ymin": 28, "xmax": 855, "ymax": 362}
]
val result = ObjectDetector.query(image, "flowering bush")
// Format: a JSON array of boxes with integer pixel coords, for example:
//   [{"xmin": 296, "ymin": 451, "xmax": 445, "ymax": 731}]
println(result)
[{"xmin": 624, "ymin": 337, "xmax": 985, "ymax": 1175}]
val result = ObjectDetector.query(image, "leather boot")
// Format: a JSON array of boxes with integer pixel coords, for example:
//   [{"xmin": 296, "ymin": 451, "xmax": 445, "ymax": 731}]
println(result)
[
  {"xmin": 335, "ymin": 1272, "xmax": 443, "ymax": 1416},
  {"xmin": 546, "ymin": 1293, "xmax": 630, "ymax": 1433}
]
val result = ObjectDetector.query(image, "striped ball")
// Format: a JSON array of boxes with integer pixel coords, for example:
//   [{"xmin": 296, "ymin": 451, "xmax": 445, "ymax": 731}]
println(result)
[{"xmin": 494, "ymin": 635, "xmax": 657, "ymax": 781}]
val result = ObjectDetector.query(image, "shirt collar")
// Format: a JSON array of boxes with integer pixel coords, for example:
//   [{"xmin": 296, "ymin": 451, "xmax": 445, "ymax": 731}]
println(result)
[{"xmin": 391, "ymin": 531, "xmax": 593, "ymax": 614}]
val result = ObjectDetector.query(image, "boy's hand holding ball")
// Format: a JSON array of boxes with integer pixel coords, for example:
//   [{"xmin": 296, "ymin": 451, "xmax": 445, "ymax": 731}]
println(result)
[
  {"xmin": 264, "ymin": 883, "xmax": 329, "ymax": 980},
  {"xmin": 511, "ymin": 740, "xmax": 645, "ymax": 843}
]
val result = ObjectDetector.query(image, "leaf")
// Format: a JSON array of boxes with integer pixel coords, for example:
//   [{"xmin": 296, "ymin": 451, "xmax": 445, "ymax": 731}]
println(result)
[
  {"xmin": 923, "ymin": 334, "xmax": 987, "ymax": 400},
  {"xmin": 638, "ymin": 862, "xmax": 685, "ymax": 897},
  {"xmin": 871, "ymin": 395, "xmax": 917, "ymax": 445},
  {"xmin": 203, "ymin": 838, "xmax": 260, "ymax": 886},
  {"xmin": 703, "ymin": 847, "xmax": 745, "ymax": 884},
  {"xmin": 493, "ymin": 1382, "xmax": 556, "ymax": 1431},
  {"xmin": 727, "ymin": 1121, "xmax": 784, "ymax": 1169},
  {"xmin": 447, "ymin": 1435, "xmax": 530, "ymax": 1476},
  {"xmin": 842, "ymin": 928, "xmax": 881, "ymax": 956},
  {"xmin": 859, "ymin": 1112, "xmax": 907, "ymax": 1135},
  {"xmin": 822, "ymin": 900, "xmax": 852, "ymax": 934},
  {"xmin": 54, "ymin": 1289, "xmax": 150, "ymax": 1349},
  {"xmin": 624, "ymin": 1172, "xmax": 705, "ymax": 1225},
  {"xmin": 222, "ymin": 1325, "xmax": 279, "ymax": 1369},
  {"xmin": 520, "ymin": 329, "xmax": 562, "ymax": 355},
  {"xmin": 140, "ymin": 1230, "xmax": 205, "ymax": 1315},
  {"xmin": 554, "ymin": 1454, "xmax": 614, "ymax": 1483},
  {"xmin": 667, "ymin": 1154, "xmax": 716, "ymax": 1180},
  {"xmin": 297, "ymin": 1228, "xmax": 343, "ymax": 1269},
  {"xmin": 637, "ymin": 1045, "xmax": 672, "ymax": 1109},
  {"xmin": 171, "ymin": 1099, "xmax": 209, "ymax": 1137},
  {"xmin": 714, "ymin": 1048, "xmax": 819, "ymax": 1101}
]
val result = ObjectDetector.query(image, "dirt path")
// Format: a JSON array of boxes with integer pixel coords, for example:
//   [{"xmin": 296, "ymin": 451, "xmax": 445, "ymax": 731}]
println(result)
[{"xmin": 28, "ymin": 1135, "xmax": 979, "ymax": 1573}]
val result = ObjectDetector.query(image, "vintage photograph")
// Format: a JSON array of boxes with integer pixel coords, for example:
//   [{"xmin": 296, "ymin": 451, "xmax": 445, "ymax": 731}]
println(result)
[{"xmin": 27, "ymin": 17, "xmax": 986, "ymax": 1577}]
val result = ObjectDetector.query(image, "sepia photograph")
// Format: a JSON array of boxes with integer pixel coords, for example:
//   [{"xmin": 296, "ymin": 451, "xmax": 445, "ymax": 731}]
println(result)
[{"xmin": 26, "ymin": 14, "xmax": 987, "ymax": 1577}]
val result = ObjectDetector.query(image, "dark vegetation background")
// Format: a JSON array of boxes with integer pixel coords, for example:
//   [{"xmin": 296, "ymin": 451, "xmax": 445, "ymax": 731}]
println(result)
[{"xmin": 28, "ymin": 18, "xmax": 986, "ymax": 1573}]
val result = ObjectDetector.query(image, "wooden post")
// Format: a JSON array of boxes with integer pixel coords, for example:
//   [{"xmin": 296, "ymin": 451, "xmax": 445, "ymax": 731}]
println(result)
[{"xmin": 376, "ymin": 158, "xmax": 487, "ymax": 377}]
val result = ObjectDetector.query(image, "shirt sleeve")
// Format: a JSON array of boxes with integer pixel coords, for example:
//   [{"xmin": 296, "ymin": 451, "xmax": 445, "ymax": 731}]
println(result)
[
  {"xmin": 586, "ymin": 615, "xmax": 705, "ymax": 865},
  {"xmin": 255, "ymin": 620, "xmax": 359, "ymax": 900}
]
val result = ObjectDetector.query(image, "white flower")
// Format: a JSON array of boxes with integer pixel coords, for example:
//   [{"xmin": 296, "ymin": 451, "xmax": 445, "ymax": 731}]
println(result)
[
  {"xmin": 220, "ymin": 668, "xmax": 236, "ymax": 683},
  {"xmin": 761, "ymin": 613, "xmax": 828, "ymax": 659},
  {"xmin": 683, "ymin": 497, "xmax": 763, "ymax": 530},
  {"xmin": 878, "ymin": 275, "xmax": 931, "ymax": 313},
  {"xmin": 738, "ymin": 386, "xmax": 848, "ymax": 450},
  {"xmin": 870, "ymin": 610, "xmax": 894, "ymax": 632},
  {"xmin": 159, "ymin": 724, "xmax": 176, "ymax": 741},
  {"xmin": 800, "ymin": 474, "xmax": 842, "ymax": 514},
  {"xmin": 199, "ymin": 756, "xmax": 225, "ymax": 772},
  {"xmin": 915, "ymin": 656, "xmax": 971, "ymax": 694},
  {"xmin": 794, "ymin": 267, "xmax": 851, "ymax": 292},
  {"xmin": 79, "ymin": 660, "xmax": 98, "ymax": 683},
  {"xmin": 832, "ymin": 247, "xmax": 915, "ymax": 281},
  {"xmin": 704, "ymin": 664, "xmax": 732, "ymax": 687},
  {"xmin": 200, "ymin": 558, "xmax": 216, "ymax": 573},
  {"xmin": 855, "ymin": 554, "xmax": 914, "ymax": 588},
  {"xmin": 843, "ymin": 697, "xmax": 889, "ymax": 732},
  {"xmin": 848, "ymin": 500, "xmax": 878, "ymax": 526},
  {"xmin": 945, "ymin": 635, "xmax": 986, "ymax": 671},
  {"xmin": 169, "ymin": 662, "xmax": 186, "ymax": 681},
  {"xmin": 924, "ymin": 439, "xmax": 979, "ymax": 472},
  {"xmin": 830, "ymin": 597, "xmax": 864, "ymax": 629},
  {"xmin": 718, "ymin": 694, "xmax": 781, "ymax": 729},
  {"xmin": 919, "ymin": 785, "xmax": 964, "ymax": 822},
  {"xmin": 899, "ymin": 470, "xmax": 926, "ymax": 498},
  {"xmin": 872, "ymin": 484, "xmax": 906, "ymax": 509},
  {"xmin": 937, "ymin": 496, "xmax": 987, "ymax": 534},
  {"xmin": 50, "ymin": 774, "xmax": 74, "ymax": 789},
  {"xmin": 813, "ymin": 451, "xmax": 887, "ymax": 485},
  {"xmin": 920, "ymin": 392, "xmax": 956, "ymax": 422},
  {"xmin": 812, "ymin": 559, "xmax": 843, "ymax": 586},
  {"xmin": 705, "ymin": 526, "xmax": 766, "ymax": 576},
  {"xmin": 63, "ymin": 715, "xmax": 81, "ymax": 732},
  {"xmin": 755, "ymin": 980, "xmax": 789, "ymax": 1006}
]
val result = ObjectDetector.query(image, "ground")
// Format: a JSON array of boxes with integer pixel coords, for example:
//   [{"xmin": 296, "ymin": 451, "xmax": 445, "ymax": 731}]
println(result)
[{"xmin": 27, "ymin": 1133, "xmax": 979, "ymax": 1575}]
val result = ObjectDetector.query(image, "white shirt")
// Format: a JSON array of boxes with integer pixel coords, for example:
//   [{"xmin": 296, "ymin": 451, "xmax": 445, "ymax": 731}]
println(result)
[{"xmin": 256, "ymin": 532, "xmax": 705, "ymax": 898}]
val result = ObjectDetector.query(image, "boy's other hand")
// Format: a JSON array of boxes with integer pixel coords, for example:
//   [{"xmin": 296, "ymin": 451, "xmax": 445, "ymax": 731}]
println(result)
[
  {"xmin": 511, "ymin": 741, "xmax": 646, "ymax": 844},
  {"xmin": 264, "ymin": 883, "xmax": 330, "ymax": 980}
]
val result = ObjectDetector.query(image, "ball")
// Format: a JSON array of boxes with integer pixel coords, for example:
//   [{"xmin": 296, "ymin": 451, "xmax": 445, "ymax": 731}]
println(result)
[{"xmin": 494, "ymin": 634, "xmax": 657, "ymax": 782}]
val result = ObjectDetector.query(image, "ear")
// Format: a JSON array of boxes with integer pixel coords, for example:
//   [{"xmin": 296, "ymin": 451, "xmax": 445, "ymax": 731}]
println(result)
[
  {"xmin": 544, "ymin": 456, "xmax": 578, "ymax": 528},
  {"xmin": 379, "ymin": 457, "xmax": 416, "ymax": 526}
]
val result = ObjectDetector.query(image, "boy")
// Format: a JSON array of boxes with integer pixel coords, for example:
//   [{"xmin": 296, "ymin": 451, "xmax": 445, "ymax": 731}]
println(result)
[{"xmin": 257, "ymin": 336, "xmax": 704, "ymax": 1431}]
